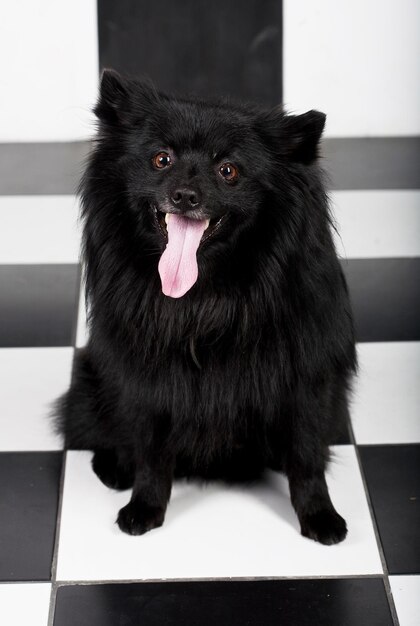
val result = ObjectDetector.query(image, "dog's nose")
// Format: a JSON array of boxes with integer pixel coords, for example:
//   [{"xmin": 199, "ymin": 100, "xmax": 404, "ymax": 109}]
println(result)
[{"xmin": 170, "ymin": 186, "xmax": 201, "ymax": 211}]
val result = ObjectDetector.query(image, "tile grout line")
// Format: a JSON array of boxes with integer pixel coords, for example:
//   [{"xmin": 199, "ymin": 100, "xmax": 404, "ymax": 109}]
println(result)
[
  {"xmin": 47, "ymin": 451, "xmax": 67, "ymax": 626},
  {"xmin": 70, "ymin": 262, "xmax": 83, "ymax": 348},
  {"xmin": 51, "ymin": 573, "xmax": 392, "ymax": 586},
  {"xmin": 47, "ymin": 260, "xmax": 82, "ymax": 624},
  {"xmin": 348, "ymin": 422, "xmax": 401, "ymax": 626}
]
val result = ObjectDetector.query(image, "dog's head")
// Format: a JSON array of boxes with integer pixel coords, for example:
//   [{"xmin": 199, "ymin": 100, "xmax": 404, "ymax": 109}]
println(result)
[{"xmin": 88, "ymin": 69, "xmax": 326, "ymax": 297}]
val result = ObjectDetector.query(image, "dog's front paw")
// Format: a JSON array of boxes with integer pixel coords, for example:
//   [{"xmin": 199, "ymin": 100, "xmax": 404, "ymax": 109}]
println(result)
[
  {"xmin": 117, "ymin": 501, "xmax": 165, "ymax": 536},
  {"xmin": 300, "ymin": 508, "xmax": 347, "ymax": 545}
]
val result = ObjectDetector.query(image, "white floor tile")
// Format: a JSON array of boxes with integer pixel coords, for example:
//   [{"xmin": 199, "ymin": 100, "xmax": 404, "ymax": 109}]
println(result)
[
  {"xmin": 75, "ymin": 286, "xmax": 88, "ymax": 348},
  {"xmin": 0, "ymin": 583, "xmax": 51, "ymax": 626},
  {"xmin": 390, "ymin": 575, "xmax": 420, "ymax": 626},
  {"xmin": 0, "ymin": 348, "xmax": 73, "ymax": 451},
  {"xmin": 57, "ymin": 446, "xmax": 382, "ymax": 581},
  {"xmin": 351, "ymin": 342, "xmax": 420, "ymax": 444},
  {"xmin": 0, "ymin": 196, "xmax": 81, "ymax": 264},
  {"xmin": 331, "ymin": 190, "xmax": 420, "ymax": 259}
]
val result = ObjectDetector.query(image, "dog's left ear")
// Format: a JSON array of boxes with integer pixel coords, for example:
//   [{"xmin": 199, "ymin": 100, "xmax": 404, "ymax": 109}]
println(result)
[
  {"xmin": 282, "ymin": 110, "xmax": 326, "ymax": 164},
  {"xmin": 260, "ymin": 108, "xmax": 326, "ymax": 164}
]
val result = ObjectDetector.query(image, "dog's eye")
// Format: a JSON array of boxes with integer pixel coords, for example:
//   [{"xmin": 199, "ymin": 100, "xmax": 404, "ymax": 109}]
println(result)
[
  {"xmin": 219, "ymin": 163, "xmax": 239, "ymax": 183},
  {"xmin": 152, "ymin": 152, "xmax": 172, "ymax": 169}
]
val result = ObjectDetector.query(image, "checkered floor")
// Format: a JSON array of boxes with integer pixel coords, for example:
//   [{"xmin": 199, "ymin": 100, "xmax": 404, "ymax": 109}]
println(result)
[
  {"xmin": 2, "ymin": 0, "xmax": 420, "ymax": 621},
  {"xmin": 0, "ymin": 188, "xmax": 419, "ymax": 625}
]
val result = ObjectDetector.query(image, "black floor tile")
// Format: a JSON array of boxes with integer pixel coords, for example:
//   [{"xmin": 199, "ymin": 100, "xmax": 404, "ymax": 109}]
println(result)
[
  {"xmin": 54, "ymin": 578, "xmax": 393, "ymax": 626},
  {"xmin": 323, "ymin": 137, "xmax": 420, "ymax": 190},
  {"xmin": 0, "ymin": 142, "xmax": 90, "ymax": 195},
  {"xmin": 0, "ymin": 452, "xmax": 62, "ymax": 581},
  {"xmin": 0, "ymin": 265, "xmax": 80, "ymax": 347},
  {"xmin": 343, "ymin": 258, "xmax": 420, "ymax": 342},
  {"xmin": 359, "ymin": 444, "xmax": 420, "ymax": 574}
]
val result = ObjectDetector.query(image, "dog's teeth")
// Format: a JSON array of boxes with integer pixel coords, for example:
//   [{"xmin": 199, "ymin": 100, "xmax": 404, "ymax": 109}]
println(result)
[
  {"xmin": 204, "ymin": 219, "xmax": 210, "ymax": 230},
  {"xmin": 165, "ymin": 213, "xmax": 170, "ymax": 226}
]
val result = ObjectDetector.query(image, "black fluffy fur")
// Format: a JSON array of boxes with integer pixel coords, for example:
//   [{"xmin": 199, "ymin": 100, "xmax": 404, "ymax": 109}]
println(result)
[{"xmin": 56, "ymin": 69, "xmax": 357, "ymax": 544}]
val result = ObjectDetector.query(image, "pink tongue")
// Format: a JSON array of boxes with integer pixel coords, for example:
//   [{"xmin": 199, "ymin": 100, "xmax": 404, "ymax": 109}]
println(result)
[{"xmin": 158, "ymin": 214, "xmax": 208, "ymax": 298}]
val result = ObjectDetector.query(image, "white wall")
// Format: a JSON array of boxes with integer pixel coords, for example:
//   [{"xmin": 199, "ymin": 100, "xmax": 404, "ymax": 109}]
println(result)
[
  {"xmin": 284, "ymin": 0, "xmax": 420, "ymax": 137},
  {"xmin": 0, "ymin": 0, "xmax": 99, "ymax": 141},
  {"xmin": 2, "ymin": 1, "xmax": 419, "ymax": 141}
]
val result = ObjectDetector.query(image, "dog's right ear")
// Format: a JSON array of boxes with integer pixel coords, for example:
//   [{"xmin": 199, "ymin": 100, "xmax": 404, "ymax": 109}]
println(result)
[
  {"xmin": 94, "ymin": 69, "xmax": 131, "ymax": 124},
  {"xmin": 94, "ymin": 69, "xmax": 158, "ymax": 125}
]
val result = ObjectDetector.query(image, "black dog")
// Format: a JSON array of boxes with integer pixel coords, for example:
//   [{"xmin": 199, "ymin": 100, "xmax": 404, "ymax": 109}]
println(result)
[{"xmin": 56, "ymin": 69, "xmax": 357, "ymax": 544}]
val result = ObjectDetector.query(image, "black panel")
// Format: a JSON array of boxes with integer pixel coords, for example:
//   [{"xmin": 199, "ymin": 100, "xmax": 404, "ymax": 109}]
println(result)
[
  {"xmin": 323, "ymin": 137, "xmax": 420, "ymax": 190},
  {"xmin": 3, "ymin": 137, "xmax": 418, "ymax": 195},
  {"xmin": 0, "ymin": 142, "xmax": 90, "ymax": 195},
  {"xmin": 0, "ymin": 265, "xmax": 80, "ymax": 347},
  {"xmin": 343, "ymin": 258, "xmax": 420, "ymax": 342},
  {"xmin": 0, "ymin": 452, "xmax": 62, "ymax": 581},
  {"xmin": 1, "ymin": 138, "xmax": 418, "ymax": 196},
  {"xmin": 98, "ymin": 0, "xmax": 282, "ymax": 106},
  {"xmin": 1, "ymin": 258, "xmax": 416, "ymax": 348},
  {"xmin": 54, "ymin": 578, "xmax": 392, "ymax": 626},
  {"xmin": 359, "ymin": 445, "xmax": 420, "ymax": 574},
  {"xmin": 0, "ymin": 258, "xmax": 415, "ymax": 348}
]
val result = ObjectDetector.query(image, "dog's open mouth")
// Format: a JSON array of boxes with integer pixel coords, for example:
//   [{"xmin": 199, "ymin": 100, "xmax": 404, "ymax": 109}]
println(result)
[
  {"xmin": 153, "ymin": 206, "xmax": 227, "ymax": 298},
  {"xmin": 153, "ymin": 207, "xmax": 225, "ymax": 244}
]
